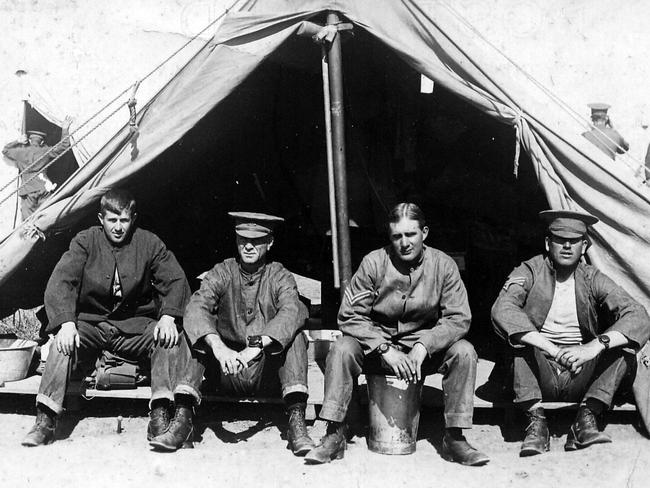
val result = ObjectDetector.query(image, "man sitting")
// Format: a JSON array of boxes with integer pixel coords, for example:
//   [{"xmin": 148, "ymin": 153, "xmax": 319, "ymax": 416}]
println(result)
[
  {"xmin": 22, "ymin": 188, "xmax": 200, "ymax": 447},
  {"xmin": 305, "ymin": 203, "xmax": 489, "ymax": 466},
  {"xmin": 150, "ymin": 212, "xmax": 313, "ymax": 455},
  {"xmin": 491, "ymin": 210, "xmax": 650, "ymax": 456}
]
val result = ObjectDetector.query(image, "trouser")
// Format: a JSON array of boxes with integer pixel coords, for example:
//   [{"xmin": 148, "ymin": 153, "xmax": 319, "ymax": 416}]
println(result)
[
  {"xmin": 512, "ymin": 346, "xmax": 634, "ymax": 408},
  {"xmin": 319, "ymin": 336, "xmax": 478, "ymax": 429},
  {"xmin": 192, "ymin": 331, "xmax": 309, "ymax": 399},
  {"xmin": 20, "ymin": 189, "xmax": 51, "ymax": 220},
  {"xmin": 37, "ymin": 320, "xmax": 202, "ymax": 415}
]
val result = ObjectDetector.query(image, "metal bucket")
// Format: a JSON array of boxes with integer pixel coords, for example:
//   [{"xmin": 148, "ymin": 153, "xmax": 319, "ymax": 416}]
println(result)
[
  {"xmin": 0, "ymin": 338, "xmax": 37, "ymax": 383},
  {"xmin": 366, "ymin": 374, "xmax": 424, "ymax": 455}
]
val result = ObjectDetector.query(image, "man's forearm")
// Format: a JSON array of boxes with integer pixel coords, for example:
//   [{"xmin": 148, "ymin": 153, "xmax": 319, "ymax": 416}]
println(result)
[{"xmin": 512, "ymin": 331, "xmax": 560, "ymax": 356}]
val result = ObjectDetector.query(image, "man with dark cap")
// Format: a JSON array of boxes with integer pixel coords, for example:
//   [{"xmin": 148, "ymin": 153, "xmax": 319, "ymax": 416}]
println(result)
[
  {"xmin": 2, "ymin": 116, "xmax": 73, "ymax": 219},
  {"xmin": 22, "ymin": 188, "xmax": 200, "ymax": 448},
  {"xmin": 581, "ymin": 103, "xmax": 629, "ymax": 160},
  {"xmin": 151, "ymin": 212, "xmax": 314, "ymax": 455},
  {"xmin": 492, "ymin": 209, "xmax": 650, "ymax": 456}
]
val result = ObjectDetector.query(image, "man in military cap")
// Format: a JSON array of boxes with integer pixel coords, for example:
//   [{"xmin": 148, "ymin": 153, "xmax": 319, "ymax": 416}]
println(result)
[
  {"xmin": 581, "ymin": 103, "xmax": 629, "ymax": 160},
  {"xmin": 2, "ymin": 116, "xmax": 74, "ymax": 219},
  {"xmin": 150, "ymin": 212, "xmax": 314, "ymax": 455},
  {"xmin": 492, "ymin": 209, "xmax": 650, "ymax": 456}
]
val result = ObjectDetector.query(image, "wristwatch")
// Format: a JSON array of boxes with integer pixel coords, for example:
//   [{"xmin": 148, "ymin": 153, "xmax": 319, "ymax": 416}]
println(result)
[
  {"xmin": 597, "ymin": 334, "xmax": 610, "ymax": 350},
  {"xmin": 377, "ymin": 342, "xmax": 392, "ymax": 355},
  {"xmin": 247, "ymin": 335, "xmax": 264, "ymax": 349}
]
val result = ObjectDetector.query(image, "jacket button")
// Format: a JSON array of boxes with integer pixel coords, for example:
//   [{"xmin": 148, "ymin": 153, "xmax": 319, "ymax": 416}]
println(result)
[
  {"xmin": 247, "ymin": 308, "xmax": 253, "ymax": 315},
  {"xmin": 402, "ymin": 295, "xmax": 406, "ymax": 300}
]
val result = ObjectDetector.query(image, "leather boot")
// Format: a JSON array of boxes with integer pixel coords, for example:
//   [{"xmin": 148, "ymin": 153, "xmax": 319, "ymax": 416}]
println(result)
[
  {"xmin": 22, "ymin": 407, "xmax": 56, "ymax": 447},
  {"xmin": 565, "ymin": 405, "xmax": 611, "ymax": 451},
  {"xmin": 520, "ymin": 407, "xmax": 550, "ymax": 457},
  {"xmin": 304, "ymin": 422, "xmax": 347, "ymax": 464},
  {"xmin": 441, "ymin": 430, "xmax": 490, "ymax": 466},
  {"xmin": 149, "ymin": 405, "xmax": 194, "ymax": 452},
  {"xmin": 286, "ymin": 403, "xmax": 315, "ymax": 456},
  {"xmin": 147, "ymin": 402, "xmax": 172, "ymax": 441}
]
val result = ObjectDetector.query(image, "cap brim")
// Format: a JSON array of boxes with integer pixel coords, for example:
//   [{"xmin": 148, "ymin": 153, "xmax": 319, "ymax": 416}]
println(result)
[
  {"xmin": 539, "ymin": 210, "xmax": 598, "ymax": 226},
  {"xmin": 549, "ymin": 230, "xmax": 584, "ymax": 239},
  {"xmin": 235, "ymin": 229, "xmax": 269, "ymax": 239}
]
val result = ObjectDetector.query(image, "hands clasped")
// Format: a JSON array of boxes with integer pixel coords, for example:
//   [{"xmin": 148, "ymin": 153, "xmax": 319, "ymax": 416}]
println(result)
[
  {"xmin": 380, "ymin": 343, "xmax": 428, "ymax": 383},
  {"xmin": 551, "ymin": 342, "xmax": 602, "ymax": 375},
  {"xmin": 212, "ymin": 345, "xmax": 263, "ymax": 376}
]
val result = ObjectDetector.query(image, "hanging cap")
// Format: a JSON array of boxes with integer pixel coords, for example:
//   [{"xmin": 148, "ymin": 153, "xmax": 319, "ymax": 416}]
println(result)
[
  {"xmin": 588, "ymin": 103, "xmax": 611, "ymax": 117},
  {"xmin": 228, "ymin": 211, "xmax": 284, "ymax": 238},
  {"xmin": 539, "ymin": 210, "xmax": 598, "ymax": 239},
  {"xmin": 27, "ymin": 130, "xmax": 47, "ymax": 138}
]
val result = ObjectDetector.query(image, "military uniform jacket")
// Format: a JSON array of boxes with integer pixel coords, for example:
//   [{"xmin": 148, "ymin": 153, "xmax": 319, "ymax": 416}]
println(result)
[
  {"xmin": 2, "ymin": 136, "xmax": 70, "ymax": 196},
  {"xmin": 491, "ymin": 254, "xmax": 650, "ymax": 349},
  {"xmin": 338, "ymin": 245, "xmax": 471, "ymax": 356},
  {"xmin": 184, "ymin": 258, "xmax": 307, "ymax": 353},
  {"xmin": 45, "ymin": 226, "xmax": 190, "ymax": 334}
]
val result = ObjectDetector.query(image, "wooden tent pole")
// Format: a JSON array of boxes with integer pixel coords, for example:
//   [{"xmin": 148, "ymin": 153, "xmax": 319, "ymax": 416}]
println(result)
[
  {"xmin": 326, "ymin": 11, "xmax": 352, "ymax": 295},
  {"xmin": 320, "ymin": 45, "xmax": 340, "ymax": 289}
]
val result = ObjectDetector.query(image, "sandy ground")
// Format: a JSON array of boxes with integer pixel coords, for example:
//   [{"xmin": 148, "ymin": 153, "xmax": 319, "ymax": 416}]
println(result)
[{"xmin": 1, "ymin": 397, "xmax": 649, "ymax": 488}]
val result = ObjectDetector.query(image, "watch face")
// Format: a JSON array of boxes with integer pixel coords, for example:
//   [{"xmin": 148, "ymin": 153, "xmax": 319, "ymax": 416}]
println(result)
[
  {"xmin": 248, "ymin": 335, "xmax": 263, "ymax": 348},
  {"xmin": 378, "ymin": 343, "xmax": 390, "ymax": 354}
]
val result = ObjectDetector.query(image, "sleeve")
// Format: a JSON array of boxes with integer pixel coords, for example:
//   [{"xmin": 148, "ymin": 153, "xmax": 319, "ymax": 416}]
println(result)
[
  {"xmin": 592, "ymin": 269, "xmax": 650, "ymax": 348},
  {"xmin": 47, "ymin": 127, "xmax": 71, "ymax": 160},
  {"xmin": 490, "ymin": 262, "xmax": 538, "ymax": 348},
  {"xmin": 2, "ymin": 141, "xmax": 25, "ymax": 165},
  {"xmin": 183, "ymin": 265, "xmax": 226, "ymax": 347},
  {"xmin": 262, "ymin": 267, "xmax": 308, "ymax": 354},
  {"xmin": 415, "ymin": 257, "xmax": 472, "ymax": 355},
  {"xmin": 337, "ymin": 254, "xmax": 386, "ymax": 355},
  {"xmin": 44, "ymin": 231, "xmax": 90, "ymax": 331},
  {"xmin": 149, "ymin": 236, "xmax": 191, "ymax": 320}
]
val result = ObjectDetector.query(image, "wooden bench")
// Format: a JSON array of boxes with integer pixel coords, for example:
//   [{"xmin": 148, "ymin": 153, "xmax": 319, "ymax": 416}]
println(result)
[{"xmin": 1, "ymin": 358, "xmax": 635, "ymax": 419}]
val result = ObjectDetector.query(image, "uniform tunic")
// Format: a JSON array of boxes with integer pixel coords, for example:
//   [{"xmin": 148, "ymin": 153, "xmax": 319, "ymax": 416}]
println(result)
[
  {"xmin": 45, "ymin": 226, "xmax": 190, "ymax": 334},
  {"xmin": 184, "ymin": 258, "xmax": 307, "ymax": 353},
  {"xmin": 338, "ymin": 245, "xmax": 471, "ymax": 354}
]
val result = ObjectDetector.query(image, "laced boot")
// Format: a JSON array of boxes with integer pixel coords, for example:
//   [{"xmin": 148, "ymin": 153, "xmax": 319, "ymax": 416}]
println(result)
[
  {"xmin": 287, "ymin": 403, "xmax": 315, "ymax": 456},
  {"xmin": 149, "ymin": 404, "xmax": 194, "ymax": 452},
  {"xmin": 565, "ymin": 405, "xmax": 611, "ymax": 451},
  {"xmin": 147, "ymin": 400, "xmax": 172, "ymax": 441},
  {"xmin": 304, "ymin": 421, "xmax": 347, "ymax": 464},
  {"xmin": 22, "ymin": 406, "xmax": 56, "ymax": 447},
  {"xmin": 441, "ymin": 428, "xmax": 490, "ymax": 466},
  {"xmin": 519, "ymin": 407, "xmax": 550, "ymax": 457}
]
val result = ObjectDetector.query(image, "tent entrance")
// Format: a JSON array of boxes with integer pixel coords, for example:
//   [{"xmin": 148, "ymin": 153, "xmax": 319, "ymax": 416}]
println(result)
[{"xmin": 125, "ymin": 24, "xmax": 548, "ymax": 356}]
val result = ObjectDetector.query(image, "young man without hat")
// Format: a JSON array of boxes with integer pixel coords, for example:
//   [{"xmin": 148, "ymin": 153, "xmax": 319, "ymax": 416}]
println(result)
[
  {"xmin": 22, "ymin": 188, "xmax": 200, "ymax": 448},
  {"xmin": 491, "ymin": 210, "xmax": 650, "ymax": 456},
  {"xmin": 152, "ymin": 212, "xmax": 314, "ymax": 454}
]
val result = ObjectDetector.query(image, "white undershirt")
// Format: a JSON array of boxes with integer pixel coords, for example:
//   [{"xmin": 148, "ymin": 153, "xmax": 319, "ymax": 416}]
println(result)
[{"xmin": 539, "ymin": 275, "xmax": 583, "ymax": 346}]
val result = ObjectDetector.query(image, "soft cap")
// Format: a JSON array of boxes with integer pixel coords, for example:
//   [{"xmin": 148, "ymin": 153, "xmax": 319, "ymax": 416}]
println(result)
[{"xmin": 539, "ymin": 210, "xmax": 598, "ymax": 239}]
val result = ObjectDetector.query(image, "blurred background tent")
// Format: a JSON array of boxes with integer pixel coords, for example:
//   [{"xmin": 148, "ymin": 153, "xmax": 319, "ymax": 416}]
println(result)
[{"xmin": 0, "ymin": 0, "xmax": 649, "ymax": 356}]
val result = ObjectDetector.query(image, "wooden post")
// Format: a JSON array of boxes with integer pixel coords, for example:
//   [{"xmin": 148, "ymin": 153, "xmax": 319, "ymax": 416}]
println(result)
[{"xmin": 326, "ymin": 11, "xmax": 352, "ymax": 295}]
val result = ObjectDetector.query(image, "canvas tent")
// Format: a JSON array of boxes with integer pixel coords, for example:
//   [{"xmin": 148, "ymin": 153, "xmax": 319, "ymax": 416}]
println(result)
[{"xmin": 0, "ymin": 0, "xmax": 649, "ymax": 327}]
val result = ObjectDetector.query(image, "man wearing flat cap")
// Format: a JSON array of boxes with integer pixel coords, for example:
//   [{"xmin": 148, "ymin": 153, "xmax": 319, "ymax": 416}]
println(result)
[
  {"xmin": 492, "ymin": 209, "xmax": 650, "ymax": 456},
  {"xmin": 2, "ymin": 116, "xmax": 73, "ymax": 219},
  {"xmin": 151, "ymin": 212, "xmax": 314, "ymax": 454},
  {"xmin": 582, "ymin": 103, "xmax": 629, "ymax": 160}
]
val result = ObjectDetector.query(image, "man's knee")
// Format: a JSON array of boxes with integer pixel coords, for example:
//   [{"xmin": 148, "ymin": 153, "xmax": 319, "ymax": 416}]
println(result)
[
  {"xmin": 329, "ymin": 336, "xmax": 362, "ymax": 358},
  {"xmin": 447, "ymin": 339, "xmax": 478, "ymax": 363}
]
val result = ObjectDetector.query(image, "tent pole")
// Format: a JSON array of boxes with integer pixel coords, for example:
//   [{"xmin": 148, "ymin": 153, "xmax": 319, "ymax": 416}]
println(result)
[
  {"xmin": 320, "ymin": 45, "xmax": 340, "ymax": 289},
  {"xmin": 326, "ymin": 11, "xmax": 352, "ymax": 295}
]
